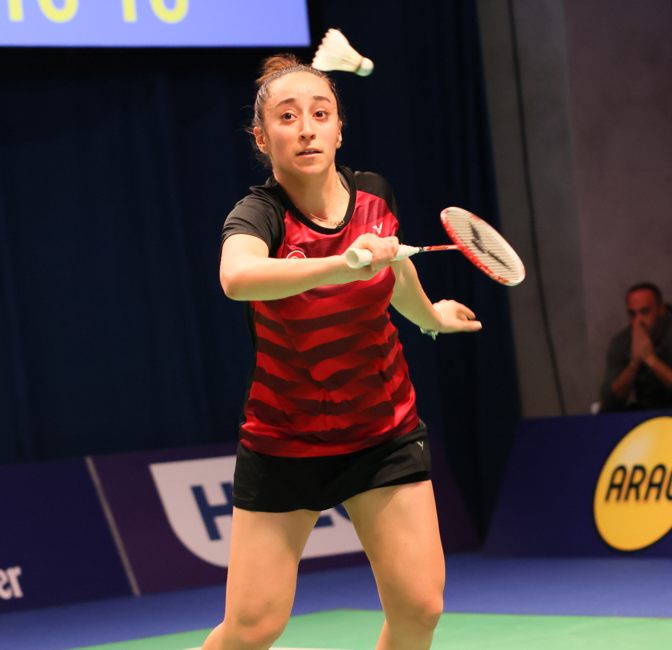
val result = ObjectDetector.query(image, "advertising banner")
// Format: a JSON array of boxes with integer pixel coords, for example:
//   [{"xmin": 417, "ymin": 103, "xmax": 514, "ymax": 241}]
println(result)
[
  {"xmin": 0, "ymin": 437, "xmax": 480, "ymax": 610},
  {"xmin": 90, "ymin": 443, "xmax": 368, "ymax": 594},
  {"xmin": 0, "ymin": 459, "xmax": 131, "ymax": 613},
  {"xmin": 0, "ymin": 1, "xmax": 310, "ymax": 47},
  {"xmin": 486, "ymin": 411, "xmax": 672, "ymax": 556},
  {"xmin": 91, "ymin": 437, "xmax": 479, "ymax": 594}
]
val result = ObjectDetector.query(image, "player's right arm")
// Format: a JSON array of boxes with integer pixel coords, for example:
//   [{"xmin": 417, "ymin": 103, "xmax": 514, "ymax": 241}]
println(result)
[{"xmin": 220, "ymin": 233, "xmax": 397, "ymax": 301}]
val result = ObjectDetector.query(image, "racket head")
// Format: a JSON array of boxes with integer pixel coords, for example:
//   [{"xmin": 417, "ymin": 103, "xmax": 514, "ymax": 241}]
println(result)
[{"xmin": 440, "ymin": 207, "xmax": 526, "ymax": 286}]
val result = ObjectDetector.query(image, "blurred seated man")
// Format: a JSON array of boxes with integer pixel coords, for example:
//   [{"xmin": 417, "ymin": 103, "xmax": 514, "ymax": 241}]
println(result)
[{"xmin": 600, "ymin": 282, "xmax": 672, "ymax": 411}]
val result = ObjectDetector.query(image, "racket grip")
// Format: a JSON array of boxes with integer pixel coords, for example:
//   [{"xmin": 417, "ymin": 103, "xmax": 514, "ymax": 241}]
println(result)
[
  {"xmin": 345, "ymin": 245, "xmax": 420, "ymax": 269},
  {"xmin": 345, "ymin": 248, "xmax": 373, "ymax": 268}
]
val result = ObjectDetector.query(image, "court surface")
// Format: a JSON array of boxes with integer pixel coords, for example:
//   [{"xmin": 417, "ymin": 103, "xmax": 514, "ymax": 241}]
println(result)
[
  {"xmin": 2, "ymin": 554, "xmax": 672, "ymax": 649},
  {"xmin": 71, "ymin": 610, "xmax": 672, "ymax": 650}
]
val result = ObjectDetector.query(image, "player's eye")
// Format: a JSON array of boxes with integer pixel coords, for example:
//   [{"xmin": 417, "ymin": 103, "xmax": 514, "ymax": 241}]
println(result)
[
  {"xmin": 280, "ymin": 112, "xmax": 295, "ymax": 121},
  {"xmin": 315, "ymin": 110, "xmax": 328, "ymax": 119}
]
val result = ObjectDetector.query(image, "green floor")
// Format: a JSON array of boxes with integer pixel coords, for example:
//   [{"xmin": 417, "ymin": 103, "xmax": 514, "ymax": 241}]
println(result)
[{"xmin": 71, "ymin": 609, "xmax": 672, "ymax": 650}]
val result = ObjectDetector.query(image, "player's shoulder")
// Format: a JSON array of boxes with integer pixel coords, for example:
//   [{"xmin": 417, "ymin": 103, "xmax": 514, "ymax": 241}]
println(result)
[
  {"xmin": 222, "ymin": 177, "xmax": 287, "ymax": 250},
  {"xmin": 346, "ymin": 168, "xmax": 398, "ymax": 217},
  {"xmin": 351, "ymin": 169, "xmax": 394, "ymax": 198},
  {"xmin": 230, "ymin": 178, "xmax": 285, "ymax": 219}
]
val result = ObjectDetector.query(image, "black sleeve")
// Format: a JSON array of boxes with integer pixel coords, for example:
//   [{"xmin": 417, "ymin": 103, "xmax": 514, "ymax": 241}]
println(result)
[
  {"xmin": 221, "ymin": 191, "xmax": 284, "ymax": 255},
  {"xmin": 353, "ymin": 170, "xmax": 403, "ymax": 240},
  {"xmin": 354, "ymin": 170, "xmax": 399, "ymax": 217}
]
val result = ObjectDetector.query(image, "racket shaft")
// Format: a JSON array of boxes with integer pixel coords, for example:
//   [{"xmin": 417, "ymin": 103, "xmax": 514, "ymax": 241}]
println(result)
[{"xmin": 420, "ymin": 245, "xmax": 458, "ymax": 252}]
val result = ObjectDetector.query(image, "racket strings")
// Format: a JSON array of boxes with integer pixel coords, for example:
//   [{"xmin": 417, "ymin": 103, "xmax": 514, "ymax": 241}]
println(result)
[
  {"xmin": 442, "ymin": 208, "xmax": 525, "ymax": 286},
  {"xmin": 460, "ymin": 224, "xmax": 519, "ymax": 281}
]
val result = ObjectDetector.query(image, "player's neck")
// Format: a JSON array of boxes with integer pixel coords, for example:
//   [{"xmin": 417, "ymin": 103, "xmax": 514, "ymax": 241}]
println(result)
[{"xmin": 277, "ymin": 167, "xmax": 349, "ymax": 225}]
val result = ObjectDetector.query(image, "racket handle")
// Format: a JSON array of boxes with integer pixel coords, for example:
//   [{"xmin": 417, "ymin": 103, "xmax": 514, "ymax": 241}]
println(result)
[{"xmin": 345, "ymin": 245, "xmax": 420, "ymax": 269}]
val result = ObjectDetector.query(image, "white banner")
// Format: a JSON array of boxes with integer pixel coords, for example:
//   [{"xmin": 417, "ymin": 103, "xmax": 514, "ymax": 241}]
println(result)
[{"xmin": 150, "ymin": 455, "xmax": 362, "ymax": 568}]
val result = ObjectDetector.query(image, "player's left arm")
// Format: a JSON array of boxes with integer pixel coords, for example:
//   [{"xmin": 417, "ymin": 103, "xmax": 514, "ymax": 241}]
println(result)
[{"xmin": 390, "ymin": 259, "xmax": 482, "ymax": 334}]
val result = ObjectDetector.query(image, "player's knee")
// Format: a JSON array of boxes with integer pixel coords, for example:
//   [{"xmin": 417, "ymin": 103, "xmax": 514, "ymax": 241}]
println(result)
[
  {"xmin": 228, "ymin": 611, "xmax": 288, "ymax": 649},
  {"xmin": 415, "ymin": 593, "xmax": 444, "ymax": 629},
  {"xmin": 390, "ymin": 592, "xmax": 444, "ymax": 632},
  {"xmin": 236, "ymin": 625, "xmax": 283, "ymax": 650}
]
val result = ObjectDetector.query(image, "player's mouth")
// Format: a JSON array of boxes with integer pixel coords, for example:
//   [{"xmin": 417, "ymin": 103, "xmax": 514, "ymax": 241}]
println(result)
[{"xmin": 297, "ymin": 148, "xmax": 322, "ymax": 157}]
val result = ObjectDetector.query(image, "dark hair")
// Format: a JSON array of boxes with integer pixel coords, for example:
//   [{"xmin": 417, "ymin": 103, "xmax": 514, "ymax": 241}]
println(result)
[
  {"xmin": 626, "ymin": 282, "xmax": 663, "ymax": 302},
  {"xmin": 249, "ymin": 54, "xmax": 345, "ymax": 166}
]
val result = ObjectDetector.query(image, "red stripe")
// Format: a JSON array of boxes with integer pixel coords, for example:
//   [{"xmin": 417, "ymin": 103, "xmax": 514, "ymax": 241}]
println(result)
[
  {"xmin": 254, "ymin": 351, "xmax": 314, "ymax": 384},
  {"xmin": 252, "ymin": 269, "xmax": 394, "ymax": 322},
  {"xmin": 240, "ymin": 409, "xmax": 419, "ymax": 457},
  {"xmin": 252, "ymin": 344, "xmax": 402, "ymax": 395},
  {"xmin": 256, "ymin": 326, "xmax": 398, "ymax": 371},
  {"xmin": 280, "ymin": 305, "xmax": 386, "ymax": 335},
  {"xmin": 248, "ymin": 376, "xmax": 399, "ymax": 420}
]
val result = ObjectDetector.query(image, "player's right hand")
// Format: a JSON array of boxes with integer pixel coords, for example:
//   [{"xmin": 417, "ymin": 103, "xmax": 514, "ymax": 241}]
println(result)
[{"xmin": 345, "ymin": 234, "xmax": 399, "ymax": 272}]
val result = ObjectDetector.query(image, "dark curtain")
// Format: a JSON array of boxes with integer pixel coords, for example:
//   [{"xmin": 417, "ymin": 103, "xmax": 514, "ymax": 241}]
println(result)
[{"xmin": 0, "ymin": 0, "xmax": 519, "ymax": 535}]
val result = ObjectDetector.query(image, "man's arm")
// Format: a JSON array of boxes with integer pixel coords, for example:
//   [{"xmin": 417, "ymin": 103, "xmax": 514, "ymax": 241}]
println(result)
[
  {"xmin": 642, "ymin": 353, "xmax": 672, "ymax": 390},
  {"xmin": 609, "ymin": 358, "xmax": 641, "ymax": 402},
  {"xmin": 600, "ymin": 333, "xmax": 632, "ymax": 410}
]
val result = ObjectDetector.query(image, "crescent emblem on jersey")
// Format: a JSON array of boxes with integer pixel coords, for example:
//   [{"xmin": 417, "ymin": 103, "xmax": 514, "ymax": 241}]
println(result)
[{"xmin": 286, "ymin": 249, "xmax": 307, "ymax": 259}]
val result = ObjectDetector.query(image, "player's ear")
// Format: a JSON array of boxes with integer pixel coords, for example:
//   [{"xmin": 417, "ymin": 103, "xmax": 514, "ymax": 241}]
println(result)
[{"xmin": 253, "ymin": 126, "xmax": 268, "ymax": 153}]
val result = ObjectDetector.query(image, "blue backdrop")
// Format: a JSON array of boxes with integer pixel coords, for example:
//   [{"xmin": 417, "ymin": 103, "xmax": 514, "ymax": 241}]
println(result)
[{"xmin": 0, "ymin": 0, "xmax": 519, "ymax": 535}]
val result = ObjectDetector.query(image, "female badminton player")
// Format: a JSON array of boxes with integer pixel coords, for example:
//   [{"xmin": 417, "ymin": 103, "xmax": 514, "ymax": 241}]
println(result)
[{"xmin": 203, "ymin": 54, "xmax": 482, "ymax": 650}]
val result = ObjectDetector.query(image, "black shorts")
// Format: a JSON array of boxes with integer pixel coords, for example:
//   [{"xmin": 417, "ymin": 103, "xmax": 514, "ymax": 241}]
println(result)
[{"xmin": 232, "ymin": 423, "xmax": 431, "ymax": 512}]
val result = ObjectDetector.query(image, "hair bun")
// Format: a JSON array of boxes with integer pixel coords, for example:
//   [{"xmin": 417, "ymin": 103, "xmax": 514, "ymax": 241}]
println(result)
[{"xmin": 257, "ymin": 54, "xmax": 303, "ymax": 87}]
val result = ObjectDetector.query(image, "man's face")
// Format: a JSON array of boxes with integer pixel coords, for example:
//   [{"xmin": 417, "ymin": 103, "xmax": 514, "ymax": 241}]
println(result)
[{"xmin": 627, "ymin": 289, "xmax": 666, "ymax": 339}]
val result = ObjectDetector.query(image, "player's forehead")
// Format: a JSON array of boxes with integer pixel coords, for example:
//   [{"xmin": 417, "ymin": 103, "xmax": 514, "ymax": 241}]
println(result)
[{"xmin": 267, "ymin": 71, "xmax": 335, "ymax": 106}]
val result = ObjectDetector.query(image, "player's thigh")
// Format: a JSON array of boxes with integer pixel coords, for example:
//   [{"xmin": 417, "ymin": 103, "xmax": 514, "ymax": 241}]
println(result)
[
  {"xmin": 224, "ymin": 506, "xmax": 320, "ymax": 621},
  {"xmin": 343, "ymin": 481, "xmax": 445, "ymax": 608}
]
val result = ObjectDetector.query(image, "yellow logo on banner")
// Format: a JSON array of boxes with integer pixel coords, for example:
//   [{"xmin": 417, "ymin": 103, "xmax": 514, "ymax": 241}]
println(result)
[{"xmin": 594, "ymin": 417, "xmax": 672, "ymax": 551}]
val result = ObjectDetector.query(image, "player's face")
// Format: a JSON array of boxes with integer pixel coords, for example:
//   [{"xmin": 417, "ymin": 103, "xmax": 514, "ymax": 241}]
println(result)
[
  {"xmin": 254, "ymin": 71, "xmax": 342, "ymax": 180},
  {"xmin": 627, "ymin": 289, "xmax": 666, "ymax": 338}
]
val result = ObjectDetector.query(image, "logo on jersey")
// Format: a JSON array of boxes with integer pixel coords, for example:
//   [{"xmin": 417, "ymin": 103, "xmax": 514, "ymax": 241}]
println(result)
[
  {"xmin": 372, "ymin": 223, "xmax": 383, "ymax": 235},
  {"xmin": 286, "ymin": 249, "xmax": 307, "ymax": 259}
]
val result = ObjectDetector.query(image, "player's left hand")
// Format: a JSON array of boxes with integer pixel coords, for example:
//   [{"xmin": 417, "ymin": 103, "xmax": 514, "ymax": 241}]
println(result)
[{"xmin": 433, "ymin": 300, "xmax": 482, "ymax": 333}]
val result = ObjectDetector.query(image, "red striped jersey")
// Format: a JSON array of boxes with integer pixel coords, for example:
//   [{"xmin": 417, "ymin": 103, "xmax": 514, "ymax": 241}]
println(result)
[{"xmin": 222, "ymin": 167, "xmax": 419, "ymax": 457}]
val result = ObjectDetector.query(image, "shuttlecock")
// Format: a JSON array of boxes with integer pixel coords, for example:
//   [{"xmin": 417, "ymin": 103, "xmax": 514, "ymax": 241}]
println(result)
[{"xmin": 312, "ymin": 28, "xmax": 374, "ymax": 77}]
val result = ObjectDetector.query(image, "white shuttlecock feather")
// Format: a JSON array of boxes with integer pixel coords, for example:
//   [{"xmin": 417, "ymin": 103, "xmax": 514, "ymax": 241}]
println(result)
[{"xmin": 312, "ymin": 28, "xmax": 374, "ymax": 77}]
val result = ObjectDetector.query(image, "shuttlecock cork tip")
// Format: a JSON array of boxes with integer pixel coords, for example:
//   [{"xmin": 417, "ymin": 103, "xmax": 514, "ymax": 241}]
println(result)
[
  {"xmin": 356, "ymin": 57, "xmax": 374, "ymax": 76},
  {"xmin": 311, "ymin": 28, "xmax": 374, "ymax": 76}
]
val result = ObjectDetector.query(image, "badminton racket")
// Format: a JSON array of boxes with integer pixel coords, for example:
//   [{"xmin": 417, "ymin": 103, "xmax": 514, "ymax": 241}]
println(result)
[{"xmin": 345, "ymin": 207, "xmax": 525, "ymax": 287}]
